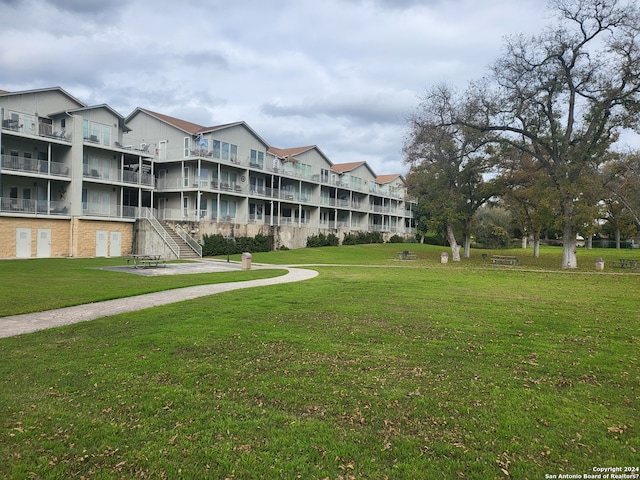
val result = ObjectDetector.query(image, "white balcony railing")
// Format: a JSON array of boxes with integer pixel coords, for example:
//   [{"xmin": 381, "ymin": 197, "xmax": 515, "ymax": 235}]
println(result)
[
  {"xmin": 1, "ymin": 155, "xmax": 70, "ymax": 177},
  {"xmin": 82, "ymin": 203, "xmax": 138, "ymax": 219},
  {"xmin": 0, "ymin": 197, "xmax": 70, "ymax": 215},
  {"xmin": 2, "ymin": 112, "xmax": 72, "ymax": 142},
  {"xmin": 83, "ymin": 166, "xmax": 153, "ymax": 186}
]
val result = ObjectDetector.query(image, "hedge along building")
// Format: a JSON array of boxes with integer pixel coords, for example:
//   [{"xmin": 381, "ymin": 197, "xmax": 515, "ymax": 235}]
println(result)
[{"xmin": 0, "ymin": 86, "xmax": 414, "ymax": 259}]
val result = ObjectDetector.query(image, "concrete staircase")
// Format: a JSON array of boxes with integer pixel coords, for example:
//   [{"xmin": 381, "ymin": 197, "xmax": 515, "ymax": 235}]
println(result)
[{"xmin": 160, "ymin": 221, "xmax": 201, "ymax": 260}]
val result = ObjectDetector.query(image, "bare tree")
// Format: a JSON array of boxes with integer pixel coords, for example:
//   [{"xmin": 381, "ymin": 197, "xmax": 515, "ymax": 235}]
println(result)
[{"xmin": 460, "ymin": 0, "xmax": 640, "ymax": 268}]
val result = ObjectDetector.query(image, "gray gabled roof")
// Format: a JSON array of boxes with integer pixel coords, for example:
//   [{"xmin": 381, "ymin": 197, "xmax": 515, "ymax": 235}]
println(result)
[
  {"xmin": 126, "ymin": 108, "xmax": 270, "ymax": 149},
  {"xmin": 0, "ymin": 86, "xmax": 87, "ymax": 109}
]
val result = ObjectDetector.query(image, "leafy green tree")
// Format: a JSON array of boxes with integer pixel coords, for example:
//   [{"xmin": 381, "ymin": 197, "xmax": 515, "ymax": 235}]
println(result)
[
  {"xmin": 473, "ymin": 205, "xmax": 513, "ymax": 249},
  {"xmin": 498, "ymin": 150, "xmax": 562, "ymax": 257},
  {"xmin": 411, "ymin": 200, "xmax": 431, "ymax": 244},
  {"xmin": 602, "ymin": 151, "xmax": 640, "ymax": 230},
  {"xmin": 601, "ymin": 199, "xmax": 638, "ymax": 248},
  {"xmin": 404, "ymin": 85, "xmax": 495, "ymax": 261}
]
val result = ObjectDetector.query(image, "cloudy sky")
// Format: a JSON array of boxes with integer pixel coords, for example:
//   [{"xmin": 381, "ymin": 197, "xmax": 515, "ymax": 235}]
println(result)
[{"xmin": 0, "ymin": 0, "xmax": 556, "ymax": 175}]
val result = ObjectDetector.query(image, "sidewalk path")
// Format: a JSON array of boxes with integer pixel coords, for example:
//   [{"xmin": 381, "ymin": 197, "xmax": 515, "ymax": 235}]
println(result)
[{"xmin": 0, "ymin": 266, "xmax": 318, "ymax": 339}]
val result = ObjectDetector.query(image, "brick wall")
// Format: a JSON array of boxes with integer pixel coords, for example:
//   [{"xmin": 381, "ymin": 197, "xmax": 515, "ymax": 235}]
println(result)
[
  {"xmin": 0, "ymin": 217, "xmax": 134, "ymax": 259},
  {"xmin": 73, "ymin": 219, "xmax": 134, "ymax": 257},
  {"xmin": 0, "ymin": 217, "xmax": 71, "ymax": 258}
]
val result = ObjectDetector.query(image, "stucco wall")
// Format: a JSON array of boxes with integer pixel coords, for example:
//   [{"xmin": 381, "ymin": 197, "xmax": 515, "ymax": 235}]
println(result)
[{"xmin": 134, "ymin": 220, "xmax": 180, "ymax": 260}]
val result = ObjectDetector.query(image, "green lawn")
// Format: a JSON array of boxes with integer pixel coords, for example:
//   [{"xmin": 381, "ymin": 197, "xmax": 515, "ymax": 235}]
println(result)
[
  {"xmin": 0, "ymin": 258, "xmax": 285, "ymax": 317},
  {"xmin": 1, "ymin": 245, "xmax": 639, "ymax": 479}
]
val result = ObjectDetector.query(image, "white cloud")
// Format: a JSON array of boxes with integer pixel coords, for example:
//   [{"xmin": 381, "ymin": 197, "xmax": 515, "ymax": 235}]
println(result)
[{"xmin": 0, "ymin": 0, "xmax": 568, "ymax": 175}]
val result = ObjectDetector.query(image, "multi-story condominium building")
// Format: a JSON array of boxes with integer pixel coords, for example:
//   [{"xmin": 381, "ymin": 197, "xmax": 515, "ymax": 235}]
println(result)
[{"xmin": 0, "ymin": 87, "xmax": 414, "ymax": 260}]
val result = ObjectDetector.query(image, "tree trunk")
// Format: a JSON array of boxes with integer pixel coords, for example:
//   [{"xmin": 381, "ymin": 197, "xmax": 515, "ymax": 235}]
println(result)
[
  {"xmin": 463, "ymin": 234, "xmax": 471, "ymax": 258},
  {"xmin": 446, "ymin": 223, "xmax": 461, "ymax": 262},
  {"xmin": 522, "ymin": 236, "xmax": 528, "ymax": 249},
  {"xmin": 462, "ymin": 219, "xmax": 472, "ymax": 258},
  {"xmin": 586, "ymin": 236, "xmax": 593, "ymax": 249},
  {"xmin": 561, "ymin": 224, "xmax": 578, "ymax": 269},
  {"xmin": 532, "ymin": 232, "xmax": 540, "ymax": 258}
]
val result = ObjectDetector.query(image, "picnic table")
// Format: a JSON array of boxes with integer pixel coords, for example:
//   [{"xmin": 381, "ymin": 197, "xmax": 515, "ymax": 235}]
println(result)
[
  {"xmin": 127, "ymin": 254, "xmax": 166, "ymax": 268},
  {"xmin": 618, "ymin": 258, "xmax": 638, "ymax": 269},
  {"xmin": 395, "ymin": 250, "xmax": 417, "ymax": 261},
  {"xmin": 491, "ymin": 255, "xmax": 519, "ymax": 266}
]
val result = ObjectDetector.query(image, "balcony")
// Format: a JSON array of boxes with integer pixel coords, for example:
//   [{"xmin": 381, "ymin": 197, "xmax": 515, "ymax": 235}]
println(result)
[
  {"xmin": 1, "ymin": 155, "xmax": 70, "ymax": 177},
  {"xmin": 82, "ymin": 203, "xmax": 138, "ymax": 219},
  {"xmin": 83, "ymin": 166, "xmax": 154, "ymax": 186},
  {"xmin": 2, "ymin": 112, "xmax": 72, "ymax": 143},
  {"xmin": 0, "ymin": 197, "xmax": 69, "ymax": 215},
  {"xmin": 371, "ymin": 204, "xmax": 391, "ymax": 214}
]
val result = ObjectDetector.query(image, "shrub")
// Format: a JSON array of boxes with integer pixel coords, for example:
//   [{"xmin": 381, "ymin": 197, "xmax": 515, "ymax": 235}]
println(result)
[
  {"xmin": 306, "ymin": 233, "xmax": 339, "ymax": 247},
  {"xmin": 202, "ymin": 233, "xmax": 274, "ymax": 256},
  {"xmin": 342, "ymin": 231, "xmax": 384, "ymax": 245}
]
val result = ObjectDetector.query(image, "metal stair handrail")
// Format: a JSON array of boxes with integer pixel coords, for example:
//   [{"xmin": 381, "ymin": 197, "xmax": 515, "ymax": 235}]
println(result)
[
  {"xmin": 142, "ymin": 208, "xmax": 180, "ymax": 259},
  {"xmin": 175, "ymin": 224, "xmax": 203, "ymax": 257}
]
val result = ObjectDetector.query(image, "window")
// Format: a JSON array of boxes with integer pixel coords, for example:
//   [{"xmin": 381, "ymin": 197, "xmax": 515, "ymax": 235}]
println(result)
[
  {"xmin": 250, "ymin": 203, "xmax": 263, "ymax": 220},
  {"xmin": 199, "ymin": 167, "xmax": 209, "ymax": 187},
  {"xmin": 220, "ymin": 200, "xmax": 237, "ymax": 219},
  {"xmin": 250, "ymin": 150, "xmax": 264, "ymax": 168},
  {"xmin": 220, "ymin": 171, "xmax": 237, "ymax": 188},
  {"xmin": 82, "ymin": 120, "xmax": 109, "ymax": 143},
  {"xmin": 249, "ymin": 176, "xmax": 264, "ymax": 194},
  {"xmin": 91, "ymin": 123, "xmax": 100, "ymax": 142},
  {"xmin": 221, "ymin": 142, "xmax": 229, "ymax": 161},
  {"xmin": 87, "ymin": 190, "xmax": 110, "ymax": 214},
  {"xmin": 230, "ymin": 144, "xmax": 238, "ymax": 162},
  {"xmin": 211, "ymin": 199, "xmax": 217, "ymax": 219},
  {"xmin": 184, "ymin": 137, "xmax": 190, "ymax": 157},
  {"xmin": 213, "ymin": 140, "xmax": 221, "ymax": 158},
  {"xmin": 300, "ymin": 185, "xmax": 312, "ymax": 202},
  {"xmin": 102, "ymin": 125, "xmax": 111, "ymax": 146},
  {"xmin": 158, "ymin": 140, "xmax": 167, "ymax": 161},
  {"xmin": 296, "ymin": 162, "xmax": 312, "ymax": 178}
]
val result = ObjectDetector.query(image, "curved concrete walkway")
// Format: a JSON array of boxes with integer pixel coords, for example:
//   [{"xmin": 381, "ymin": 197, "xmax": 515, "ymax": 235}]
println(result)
[{"xmin": 0, "ymin": 267, "xmax": 318, "ymax": 339}]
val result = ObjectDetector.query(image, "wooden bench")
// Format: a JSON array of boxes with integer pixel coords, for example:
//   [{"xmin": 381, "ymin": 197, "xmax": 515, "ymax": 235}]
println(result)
[
  {"xmin": 395, "ymin": 250, "xmax": 417, "ymax": 261},
  {"xmin": 491, "ymin": 255, "xmax": 518, "ymax": 266},
  {"xmin": 618, "ymin": 258, "xmax": 638, "ymax": 269}
]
